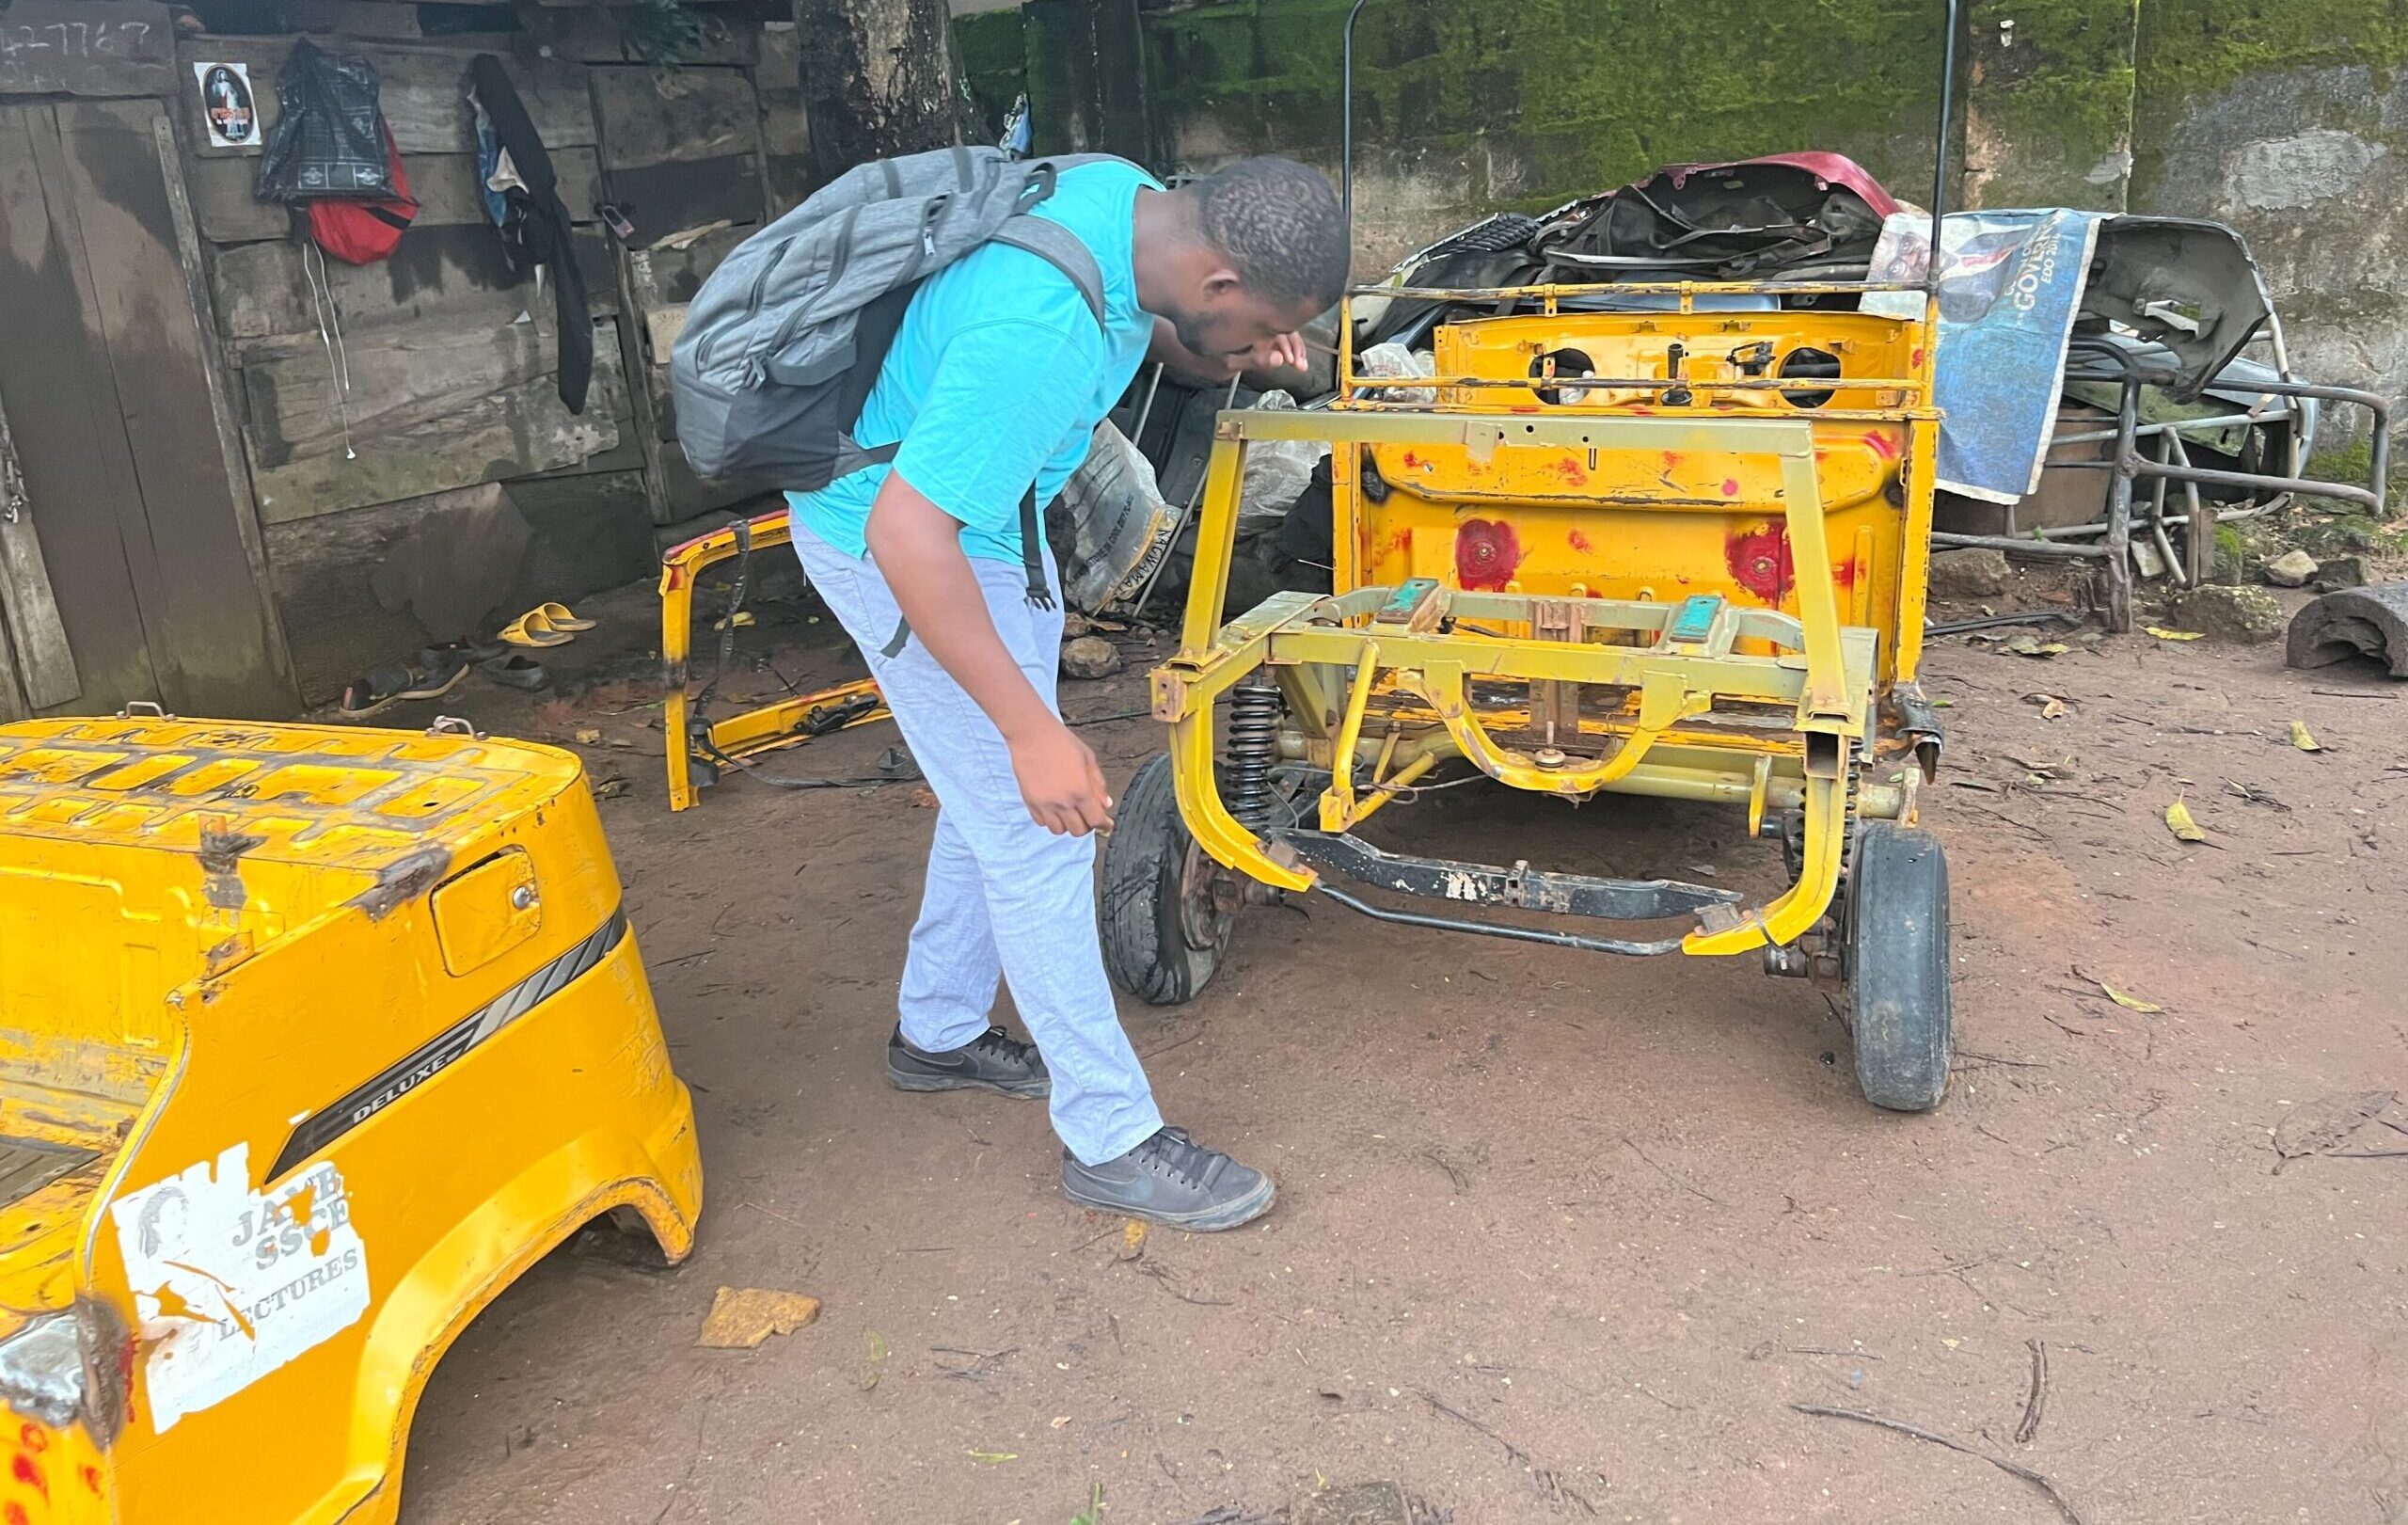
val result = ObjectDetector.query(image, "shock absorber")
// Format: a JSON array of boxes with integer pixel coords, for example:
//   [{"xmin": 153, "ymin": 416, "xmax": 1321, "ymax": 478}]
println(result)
[{"xmin": 1222, "ymin": 673, "xmax": 1282, "ymax": 832}]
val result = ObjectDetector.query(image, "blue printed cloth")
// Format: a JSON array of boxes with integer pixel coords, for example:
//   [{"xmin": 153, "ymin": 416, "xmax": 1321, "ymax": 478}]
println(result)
[{"xmin": 1865, "ymin": 209, "xmax": 2107, "ymax": 505}]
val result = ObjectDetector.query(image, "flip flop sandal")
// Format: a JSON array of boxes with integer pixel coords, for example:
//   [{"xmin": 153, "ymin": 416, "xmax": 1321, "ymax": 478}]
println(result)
[
  {"xmin": 499, "ymin": 610, "xmax": 574, "ymax": 648},
  {"xmin": 478, "ymin": 653, "xmax": 552, "ymax": 691},
  {"xmin": 533, "ymin": 600, "xmax": 596, "ymax": 632},
  {"xmin": 396, "ymin": 649, "xmax": 474, "ymax": 701},
  {"xmin": 339, "ymin": 666, "xmax": 413, "ymax": 720}
]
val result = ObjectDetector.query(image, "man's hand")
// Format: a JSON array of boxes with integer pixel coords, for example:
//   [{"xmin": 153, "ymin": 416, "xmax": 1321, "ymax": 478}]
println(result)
[
  {"xmin": 1242, "ymin": 330, "xmax": 1311, "ymax": 374},
  {"xmin": 1006, "ymin": 717, "xmax": 1116, "ymax": 836},
  {"xmin": 866, "ymin": 475, "xmax": 1114, "ymax": 835}
]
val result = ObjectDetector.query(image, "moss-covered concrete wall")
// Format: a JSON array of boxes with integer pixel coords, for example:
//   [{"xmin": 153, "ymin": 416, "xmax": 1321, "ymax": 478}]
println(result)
[
  {"xmin": 1962, "ymin": 0, "xmax": 2141, "ymax": 209},
  {"xmin": 2130, "ymin": 2, "xmax": 2408, "ymax": 430},
  {"xmin": 958, "ymin": 0, "xmax": 2408, "ymax": 437},
  {"xmin": 965, "ymin": 1, "xmax": 2149, "ymax": 262},
  {"xmin": 1140, "ymin": 0, "xmax": 1962, "ymax": 266}
]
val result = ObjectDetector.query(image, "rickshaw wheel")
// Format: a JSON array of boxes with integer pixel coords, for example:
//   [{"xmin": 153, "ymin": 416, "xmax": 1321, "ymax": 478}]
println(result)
[
  {"xmin": 1843, "ymin": 820, "xmax": 1954, "ymax": 1112},
  {"xmin": 1100, "ymin": 753, "xmax": 1233, "ymax": 1006}
]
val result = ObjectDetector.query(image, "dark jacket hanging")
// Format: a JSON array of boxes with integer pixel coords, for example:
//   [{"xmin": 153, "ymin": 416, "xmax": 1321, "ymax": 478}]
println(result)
[
  {"xmin": 256, "ymin": 39, "xmax": 391, "ymax": 200},
  {"xmin": 467, "ymin": 54, "xmax": 591, "ymax": 415}
]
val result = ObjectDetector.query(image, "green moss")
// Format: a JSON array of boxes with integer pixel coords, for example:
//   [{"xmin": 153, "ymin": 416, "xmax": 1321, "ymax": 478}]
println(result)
[
  {"xmin": 2134, "ymin": 0, "xmax": 2408, "ymax": 105},
  {"xmin": 1962, "ymin": 1, "xmax": 2139, "ymax": 209},
  {"xmin": 956, "ymin": 8, "xmax": 1029, "ymax": 135},
  {"xmin": 1141, "ymin": 0, "xmax": 1955, "ymax": 211}
]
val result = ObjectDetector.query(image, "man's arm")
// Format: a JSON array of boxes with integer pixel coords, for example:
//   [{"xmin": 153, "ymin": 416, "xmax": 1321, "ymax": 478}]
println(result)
[{"xmin": 863, "ymin": 472, "xmax": 1114, "ymax": 837}]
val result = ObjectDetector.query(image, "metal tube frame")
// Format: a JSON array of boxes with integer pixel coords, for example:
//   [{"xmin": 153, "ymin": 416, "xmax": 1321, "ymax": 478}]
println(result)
[
  {"xmin": 657, "ymin": 512, "xmax": 888, "ymax": 811},
  {"xmin": 1929, "ymin": 374, "xmax": 2391, "ymax": 628},
  {"xmin": 1152, "ymin": 406, "xmax": 1899, "ymax": 958}
]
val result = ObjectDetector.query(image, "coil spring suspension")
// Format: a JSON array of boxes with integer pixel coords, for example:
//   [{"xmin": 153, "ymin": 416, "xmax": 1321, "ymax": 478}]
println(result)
[{"xmin": 1222, "ymin": 674, "xmax": 1282, "ymax": 832}]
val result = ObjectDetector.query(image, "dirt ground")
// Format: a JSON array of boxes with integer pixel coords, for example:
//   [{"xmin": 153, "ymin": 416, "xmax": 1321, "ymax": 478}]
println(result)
[{"xmin": 387, "ymin": 569, "xmax": 2407, "ymax": 1525}]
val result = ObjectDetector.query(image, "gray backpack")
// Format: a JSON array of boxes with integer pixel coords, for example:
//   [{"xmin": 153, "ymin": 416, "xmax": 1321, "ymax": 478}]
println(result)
[{"xmin": 672, "ymin": 146, "xmax": 1117, "ymax": 607}]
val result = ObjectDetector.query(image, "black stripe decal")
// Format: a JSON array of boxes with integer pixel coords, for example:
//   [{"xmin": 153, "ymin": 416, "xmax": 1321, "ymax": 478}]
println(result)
[{"xmin": 267, "ymin": 910, "xmax": 628, "ymax": 1182}]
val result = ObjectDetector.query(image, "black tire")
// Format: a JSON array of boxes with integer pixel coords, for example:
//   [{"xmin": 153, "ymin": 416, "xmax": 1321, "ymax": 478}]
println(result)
[
  {"xmin": 1845, "ymin": 821, "xmax": 1953, "ymax": 1112},
  {"xmin": 1100, "ymin": 754, "xmax": 1231, "ymax": 1005}
]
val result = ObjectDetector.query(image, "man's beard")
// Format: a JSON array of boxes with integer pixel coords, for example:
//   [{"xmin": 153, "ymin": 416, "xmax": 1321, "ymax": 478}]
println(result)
[{"xmin": 1168, "ymin": 307, "xmax": 1218, "ymax": 360}]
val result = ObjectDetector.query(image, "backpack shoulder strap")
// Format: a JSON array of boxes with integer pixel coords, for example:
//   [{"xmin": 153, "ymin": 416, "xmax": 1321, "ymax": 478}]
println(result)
[{"xmin": 988, "ymin": 215, "xmax": 1108, "ymax": 328}]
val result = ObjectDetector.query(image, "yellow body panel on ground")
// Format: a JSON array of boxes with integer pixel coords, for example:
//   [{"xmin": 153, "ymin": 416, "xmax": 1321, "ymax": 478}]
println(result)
[{"xmin": 0, "ymin": 714, "xmax": 702, "ymax": 1524}]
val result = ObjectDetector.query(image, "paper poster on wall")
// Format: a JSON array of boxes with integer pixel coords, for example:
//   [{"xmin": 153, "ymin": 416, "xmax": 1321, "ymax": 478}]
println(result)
[
  {"xmin": 109, "ymin": 1142, "xmax": 372, "ymax": 1431},
  {"xmin": 193, "ymin": 59, "xmax": 257, "ymax": 149}
]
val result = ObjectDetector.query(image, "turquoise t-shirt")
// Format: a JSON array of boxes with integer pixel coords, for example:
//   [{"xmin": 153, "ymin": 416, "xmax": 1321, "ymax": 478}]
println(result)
[{"xmin": 787, "ymin": 160, "xmax": 1164, "ymax": 565}]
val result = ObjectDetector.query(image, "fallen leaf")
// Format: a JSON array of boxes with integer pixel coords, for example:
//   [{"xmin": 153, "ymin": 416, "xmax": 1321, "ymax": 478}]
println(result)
[
  {"xmin": 696, "ymin": 1287, "xmax": 820, "ymax": 1349},
  {"xmin": 713, "ymin": 611, "xmax": 756, "ymax": 631},
  {"xmin": 862, "ymin": 1329, "xmax": 889, "ymax": 1390},
  {"xmin": 2002, "ymin": 635, "xmax": 2069, "ymax": 659},
  {"xmin": 2146, "ymin": 627, "xmax": 2206, "ymax": 641},
  {"xmin": 2040, "ymin": 696, "xmax": 2067, "ymax": 720},
  {"xmin": 1118, "ymin": 1218, "xmax": 1148, "ymax": 1263},
  {"xmin": 2273, "ymin": 1090, "xmax": 2408, "ymax": 1169},
  {"xmin": 574, "ymin": 727, "xmax": 603, "ymax": 744},
  {"xmin": 1052, "ymin": 1415, "xmax": 1073, "ymax": 1429},
  {"xmin": 2099, "ymin": 982, "xmax": 2162, "ymax": 1013},
  {"xmin": 2006, "ymin": 755, "xmax": 2073, "ymax": 779},
  {"xmin": 593, "ymin": 774, "xmax": 628, "ymax": 801},
  {"xmin": 2289, "ymin": 720, "xmax": 2323, "ymax": 753},
  {"xmin": 1931, "ymin": 697, "xmax": 1956, "ymax": 708},
  {"xmin": 910, "ymin": 786, "xmax": 940, "ymax": 809},
  {"xmin": 967, "ymin": 1449, "xmax": 1019, "ymax": 1464},
  {"xmin": 2164, "ymin": 796, "xmax": 2208, "ymax": 843}
]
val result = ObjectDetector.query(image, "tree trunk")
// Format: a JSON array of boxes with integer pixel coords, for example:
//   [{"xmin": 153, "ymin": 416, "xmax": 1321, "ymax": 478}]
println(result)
[{"xmin": 794, "ymin": 0, "xmax": 960, "ymax": 183}]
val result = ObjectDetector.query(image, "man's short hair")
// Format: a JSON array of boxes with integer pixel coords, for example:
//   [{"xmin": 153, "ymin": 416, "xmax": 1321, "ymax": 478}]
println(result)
[{"xmin": 1192, "ymin": 156, "xmax": 1349, "ymax": 312}]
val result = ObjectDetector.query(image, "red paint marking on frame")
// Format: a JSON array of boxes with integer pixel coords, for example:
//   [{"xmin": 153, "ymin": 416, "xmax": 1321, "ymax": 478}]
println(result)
[
  {"xmin": 1865, "ymin": 432, "xmax": 1899, "ymax": 461},
  {"xmin": 1725, "ymin": 523, "xmax": 1794, "ymax": 602},
  {"xmin": 82, "ymin": 1465, "xmax": 103, "ymax": 1494},
  {"xmin": 12, "ymin": 1453, "xmax": 44, "ymax": 1499},
  {"xmin": 1720, "ymin": 477, "xmax": 1740, "ymax": 499},
  {"xmin": 1454, "ymin": 518, "xmax": 1521, "ymax": 591},
  {"xmin": 1835, "ymin": 560, "xmax": 1859, "ymax": 589},
  {"xmin": 1400, "ymin": 451, "xmax": 1424, "ymax": 471},
  {"xmin": 1551, "ymin": 456, "xmax": 1589, "ymax": 486},
  {"xmin": 13, "ymin": 1427, "xmax": 40, "ymax": 1454},
  {"xmin": 1567, "ymin": 528, "xmax": 1594, "ymax": 554},
  {"xmin": 5, "ymin": 1501, "xmax": 27, "ymax": 1525}
]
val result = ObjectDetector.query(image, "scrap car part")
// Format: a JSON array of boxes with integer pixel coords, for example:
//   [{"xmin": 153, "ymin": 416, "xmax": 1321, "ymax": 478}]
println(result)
[
  {"xmin": 658, "ymin": 511, "xmax": 892, "ymax": 811},
  {"xmin": 2286, "ymin": 582, "xmax": 2408, "ymax": 679}
]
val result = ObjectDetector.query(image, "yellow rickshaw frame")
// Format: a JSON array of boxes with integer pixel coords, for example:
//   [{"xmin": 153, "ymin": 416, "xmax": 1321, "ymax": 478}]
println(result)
[{"xmin": 1149, "ymin": 279, "xmax": 1943, "ymax": 957}]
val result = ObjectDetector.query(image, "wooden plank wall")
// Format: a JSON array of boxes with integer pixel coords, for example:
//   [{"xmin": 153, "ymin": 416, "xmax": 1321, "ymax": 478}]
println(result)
[
  {"xmin": 183, "ymin": 13, "xmax": 806, "ymax": 532},
  {"xmin": 586, "ymin": 32, "xmax": 796, "ymax": 530},
  {"xmin": 173, "ymin": 7, "xmax": 812, "ymax": 696},
  {"xmin": 181, "ymin": 34, "xmax": 630, "ymax": 522}
]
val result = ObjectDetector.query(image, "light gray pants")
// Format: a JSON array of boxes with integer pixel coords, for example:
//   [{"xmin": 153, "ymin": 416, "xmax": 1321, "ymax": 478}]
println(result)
[{"xmin": 792, "ymin": 521, "xmax": 1164, "ymax": 1166}]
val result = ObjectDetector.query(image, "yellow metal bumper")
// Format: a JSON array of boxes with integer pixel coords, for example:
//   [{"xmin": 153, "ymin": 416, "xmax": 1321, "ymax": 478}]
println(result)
[{"xmin": 658, "ymin": 512, "xmax": 889, "ymax": 811}]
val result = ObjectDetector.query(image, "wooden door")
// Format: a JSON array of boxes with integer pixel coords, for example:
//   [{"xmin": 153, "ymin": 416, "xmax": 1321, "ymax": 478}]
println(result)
[{"xmin": 0, "ymin": 96, "xmax": 294, "ymax": 719}]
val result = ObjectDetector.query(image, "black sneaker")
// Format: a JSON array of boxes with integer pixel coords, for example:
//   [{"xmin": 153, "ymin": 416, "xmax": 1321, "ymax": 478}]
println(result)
[
  {"xmin": 886, "ymin": 1025, "xmax": 1051, "ymax": 1099},
  {"xmin": 1061, "ymin": 1126, "xmax": 1275, "ymax": 1231}
]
